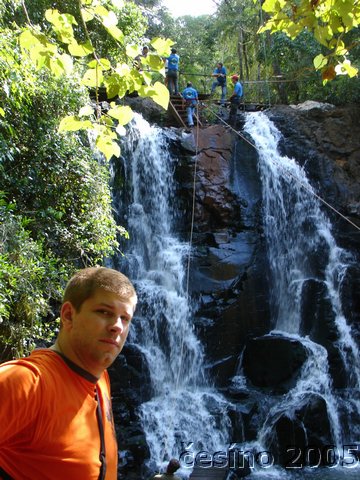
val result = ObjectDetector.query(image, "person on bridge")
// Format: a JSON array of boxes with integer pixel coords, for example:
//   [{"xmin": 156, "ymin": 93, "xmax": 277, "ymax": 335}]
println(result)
[
  {"xmin": 166, "ymin": 48, "xmax": 180, "ymax": 95},
  {"xmin": 210, "ymin": 62, "xmax": 227, "ymax": 105},
  {"xmin": 228, "ymin": 74, "xmax": 243, "ymax": 127},
  {"xmin": 181, "ymin": 81, "xmax": 198, "ymax": 128},
  {"xmin": 0, "ymin": 266, "xmax": 137, "ymax": 480},
  {"xmin": 152, "ymin": 458, "xmax": 181, "ymax": 479}
]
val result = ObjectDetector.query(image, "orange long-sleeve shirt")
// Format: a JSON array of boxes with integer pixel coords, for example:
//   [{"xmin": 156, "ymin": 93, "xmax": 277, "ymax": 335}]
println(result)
[{"xmin": 0, "ymin": 349, "xmax": 118, "ymax": 480}]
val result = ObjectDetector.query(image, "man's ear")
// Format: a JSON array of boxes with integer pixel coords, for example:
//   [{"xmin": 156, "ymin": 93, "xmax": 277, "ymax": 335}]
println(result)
[{"xmin": 60, "ymin": 301, "xmax": 75, "ymax": 330}]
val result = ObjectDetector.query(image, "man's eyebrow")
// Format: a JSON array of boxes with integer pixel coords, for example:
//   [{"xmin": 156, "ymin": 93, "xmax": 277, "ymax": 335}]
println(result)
[{"xmin": 96, "ymin": 302, "xmax": 114, "ymax": 309}]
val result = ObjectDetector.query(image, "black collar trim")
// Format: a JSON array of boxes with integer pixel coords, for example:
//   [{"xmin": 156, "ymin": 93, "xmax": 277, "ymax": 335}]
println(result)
[{"xmin": 53, "ymin": 351, "xmax": 98, "ymax": 384}]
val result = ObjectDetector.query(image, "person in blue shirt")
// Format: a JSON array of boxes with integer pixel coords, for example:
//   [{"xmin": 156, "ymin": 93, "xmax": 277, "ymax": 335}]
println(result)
[
  {"xmin": 166, "ymin": 48, "xmax": 180, "ymax": 95},
  {"xmin": 211, "ymin": 62, "xmax": 227, "ymax": 105},
  {"xmin": 181, "ymin": 82, "xmax": 198, "ymax": 127},
  {"xmin": 228, "ymin": 74, "xmax": 243, "ymax": 127}
]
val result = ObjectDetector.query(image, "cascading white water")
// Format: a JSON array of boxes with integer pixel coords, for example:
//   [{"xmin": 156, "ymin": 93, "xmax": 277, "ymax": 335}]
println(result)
[
  {"xmin": 119, "ymin": 114, "xmax": 232, "ymax": 472},
  {"xmin": 244, "ymin": 112, "xmax": 360, "ymax": 460}
]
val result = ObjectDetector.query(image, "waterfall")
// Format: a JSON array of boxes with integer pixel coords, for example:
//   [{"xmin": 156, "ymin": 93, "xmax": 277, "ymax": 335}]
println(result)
[
  {"xmin": 243, "ymin": 112, "xmax": 360, "ymax": 470},
  {"xmin": 116, "ymin": 114, "xmax": 232, "ymax": 473}
]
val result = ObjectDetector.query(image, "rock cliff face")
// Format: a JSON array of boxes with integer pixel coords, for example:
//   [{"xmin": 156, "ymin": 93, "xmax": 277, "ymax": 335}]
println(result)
[{"xmin": 109, "ymin": 102, "xmax": 360, "ymax": 478}]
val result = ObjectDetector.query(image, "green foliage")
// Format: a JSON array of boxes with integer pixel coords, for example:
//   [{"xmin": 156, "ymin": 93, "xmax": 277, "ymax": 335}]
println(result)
[
  {"xmin": 0, "ymin": 27, "xmax": 121, "ymax": 359},
  {"xmin": 0, "ymin": 194, "xmax": 67, "ymax": 360},
  {"xmin": 0, "ymin": 60, "xmax": 120, "ymax": 263},
  {"xmin": 258, "ymin": 0, "xmax": 359, "ymax": 82},
  {"xmin": 14, "ymin": 0, "xmax": 171, "ymax": 160}
]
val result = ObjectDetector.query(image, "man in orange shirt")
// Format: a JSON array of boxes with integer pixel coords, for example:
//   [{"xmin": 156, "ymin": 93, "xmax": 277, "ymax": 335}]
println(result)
[{"xmin": 0, "ymin": 266, "xmax": 137, "ymax": 480}]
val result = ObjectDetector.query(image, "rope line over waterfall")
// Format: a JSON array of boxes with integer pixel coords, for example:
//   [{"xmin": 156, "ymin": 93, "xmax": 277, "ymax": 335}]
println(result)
[{"xmin": 205, "ymin": 105, "xmax": 360, "ymax": 234}]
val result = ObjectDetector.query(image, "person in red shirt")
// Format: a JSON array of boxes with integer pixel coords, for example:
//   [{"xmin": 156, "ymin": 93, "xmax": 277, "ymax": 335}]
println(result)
[{"xmin": 0, "ymin": 266, "xmax": 137, "ymax": 480}]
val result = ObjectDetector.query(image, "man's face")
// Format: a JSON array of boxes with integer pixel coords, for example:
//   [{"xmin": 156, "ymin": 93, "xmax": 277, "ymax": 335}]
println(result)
[{"xmin": 61, "ymin": 288, "xmax": 137, "ymax": 377}]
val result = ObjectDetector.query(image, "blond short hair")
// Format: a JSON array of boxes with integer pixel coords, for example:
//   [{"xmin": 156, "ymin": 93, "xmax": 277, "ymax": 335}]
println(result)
[{"xmin": 63, "ymin": 267, "xmax": 137, "ymax": 311}]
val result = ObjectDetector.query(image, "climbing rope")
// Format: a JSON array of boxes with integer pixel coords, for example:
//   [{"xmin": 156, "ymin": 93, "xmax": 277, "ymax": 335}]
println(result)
[
  {"xmin": 185, "ymin": 105, "xmax": 200, "ymax": 296},
  {"xmin": 207, "ymin": 105, "xmax": 360, "ymax": 233},
  {"xmin": 176, "ymin": 105, "xmax": 201, "ymax": 393}
]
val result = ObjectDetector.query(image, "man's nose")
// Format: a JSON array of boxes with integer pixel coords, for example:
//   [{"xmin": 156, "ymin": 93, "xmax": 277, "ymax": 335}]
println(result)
[{"xmin": 109, "ymin": 316, "xmax": 124, "ymax": 333}]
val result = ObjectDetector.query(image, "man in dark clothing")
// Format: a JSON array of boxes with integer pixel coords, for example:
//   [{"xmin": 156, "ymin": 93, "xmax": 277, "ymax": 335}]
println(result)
[
  {"xmin": 181, "ymin": 81, "xmax": 198, "ymax": 127},
  {"xmin": 211, "ymin": 62, "xmax": 227, "ymax": 105},
  {"xmin": 166, "ymin": 48, "xmax": 180, "ymax": 95}
]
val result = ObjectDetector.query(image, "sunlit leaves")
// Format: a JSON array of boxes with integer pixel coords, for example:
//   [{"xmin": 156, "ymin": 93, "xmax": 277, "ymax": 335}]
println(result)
[
  {"xmin": 88, "ymin": 58, "xmax": 111, "ymax": 70},
  {"xmin": 93, "ymin": 124, "xmax": 120, "ymax": 160},
  {"xmin": 81, "ymin": 68, "xmax": 104, "ymax": 87},
  {"xmin": 151, "ymin": 82, "xmax": 170, "ymax": 110},
  {"xmin": 151, "ymin": 37, "xmax": 174, "ymax": 56},
  {"xmin": 101, "ymin": 10, "xmax": 118, "ymax": 28},
  {"xmin": 68, "ymin": 40, "xmax": 94, "ymax": 57},
  {"xmin": 313, "ymin": 53, "xmax": 327, "ymax": 70},
  {"xmin": 19, "ymin": 29, "xmax": 73, "ymax": 77},
  {"xmin": 59, "ymin": 116, "xmax": 93, "ymax": 132},
  {"xmin": 110, "ymin": 0, "xmax": 125, "ymax": 8},
  {"xmin": 146, "ymin": 54, "xmax": 166, "ymax": 73},
  {"xmin": 258, "ymin": 0, "xmax": 359, "ymax": 78},
  {"xmin": 107, "ymin": 104, "xmax": 134, "ymax": 125},
  {"xmin": 126, "ymin": 44, "xmax": 140, "ymax": 58},
  {"xmin": 105, "ymin": 24, "xmax": 124, "ymax": 42},
  {"xmin": 81, "ymin": 8, "xmax": 95, "ymax": 22},
  {"xmin": 50, "ymin": 54, "xmax": 74, "ymax": 78},
  {"xmin": 103, "ymin": 73, "xmax": 122, "ymax": 99},
  {"xmin": 45, "ymin": 9, "xmax": 77, "ymax": 44},
  {"xmin": 17, "ymin": 0, "xmax": 174, "ymax": 159},
  {"xmin": 139, "ymin": 82, "xmax": 170, "ymax": 110}
]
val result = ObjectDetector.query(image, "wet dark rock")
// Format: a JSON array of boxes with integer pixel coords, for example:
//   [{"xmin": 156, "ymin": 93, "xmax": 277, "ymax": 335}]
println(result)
[
  {"xmin": 182, "ymin": 127, "xmax": 271, "ymax": 387},
  {"xmin": 269, "ymin": 394, "xmax": 334, "ymax": 467},
  {"xmin": 242, "ymin": 336, "xmax": 308, "ymax": 393},
  {"xmin": 300, "ymin": 279, "xmax": 337, "ymax": 341},
  {"xmin": 124, "ymin": 96, "xmax": 166, "ymax": 125},
  {"xmin": 109, "ymin": 344, "xmax": 152, "ymax": 479},
  {"xmin": 109, "ymin": 343, "xmax": 153, "ymax": 406},
  {"xmin": 299, "ymin": 278, "xmax": 348, "ymax": 388},
  {"xmin": 340, "ymin": 264, "xmax": 360, "ymax": 338}
]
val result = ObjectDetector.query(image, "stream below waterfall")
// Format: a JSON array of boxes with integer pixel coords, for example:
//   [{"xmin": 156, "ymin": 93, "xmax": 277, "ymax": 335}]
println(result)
[{"xmin": 113, "ymin": 112, "xmax": 359, "ymax": 479}]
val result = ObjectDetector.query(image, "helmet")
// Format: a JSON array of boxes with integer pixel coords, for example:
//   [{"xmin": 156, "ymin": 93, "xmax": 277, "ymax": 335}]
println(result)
[{"xmin": 231, "ymin": 74, "xmax": 239, "ymax": 81}]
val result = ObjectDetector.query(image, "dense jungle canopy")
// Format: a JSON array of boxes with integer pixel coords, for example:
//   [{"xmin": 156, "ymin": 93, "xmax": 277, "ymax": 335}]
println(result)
[{"xmin": 0, "ymin": 0, "xmax": 359, "ymax": 360}]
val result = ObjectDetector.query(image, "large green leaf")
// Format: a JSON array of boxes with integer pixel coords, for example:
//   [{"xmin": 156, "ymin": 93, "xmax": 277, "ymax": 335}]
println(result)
[
  {"xmin": 105, "ymin": 25, "xmax": 124, "ymax": 42},
  {"xmin": 45, "ymin": 9, "xmax": 76, "ymax": 45},
  {"xmin": 88, "ymin": 58, "xmax": 112, "ymax": 70},
  {"xmin": 140, "ymin": 82, "xmax": 169, "ymax": 110},
  {"xmin": 107, "ymin": 105, "xmax": 134, "ymax": 125},
  {"xmin": 151, "ymin": 37, "xmax": 174, "ymax": 57},
  {"xmin": 96, "ymin": 136, "xmax": 121, "ymax": 160},
  {"xmin": 58, "ymin": 116, "xmax": 93, "ymax": 132},
  {"xmin": 68, "ymin": 40, "xmax": 94, "ymax": 57},
  {"xmin": 81, "ymin": 68, "xmax": 104, "ymax": 87},
  {"xmin": 126, "ymin": 44, "xmax": 139, "ymax": 58}
]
